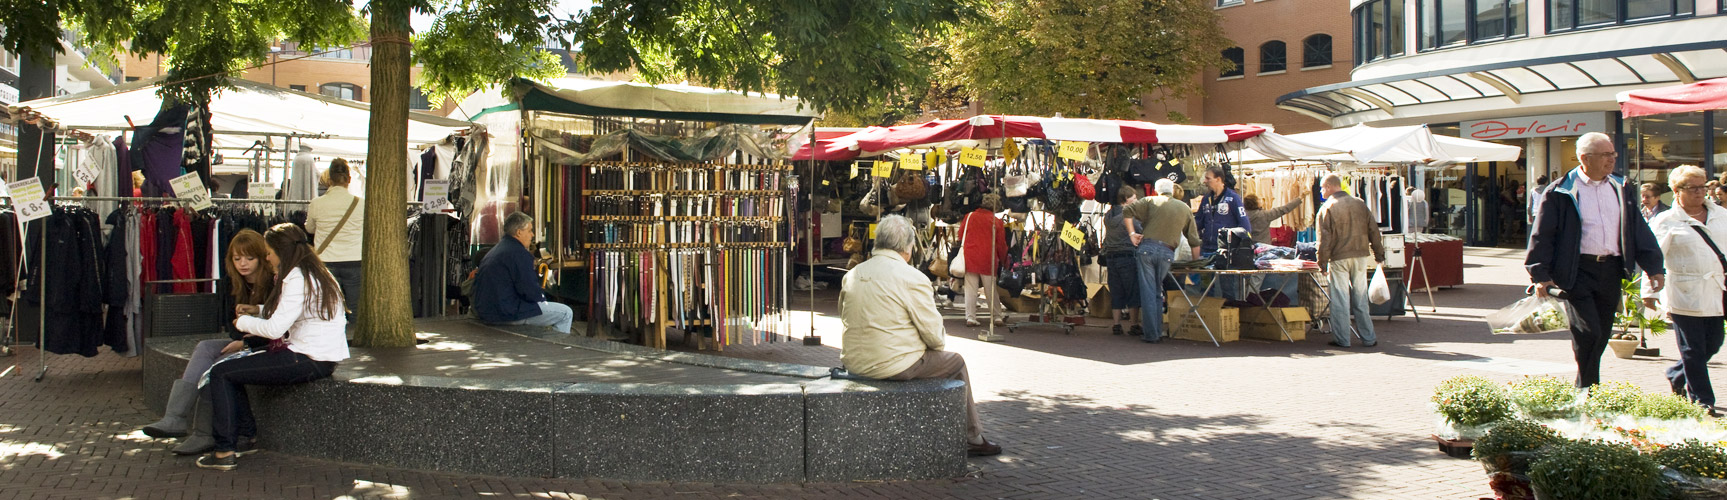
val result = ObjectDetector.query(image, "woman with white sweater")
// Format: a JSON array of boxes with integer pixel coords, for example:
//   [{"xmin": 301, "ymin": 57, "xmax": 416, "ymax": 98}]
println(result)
[
  {"xmin": 1643, "ymin": 165, "xmax": 1727, "ymax": 417},
  {"xmin": 196, "ymin": 223, "xmax": 350, "ymax": 471}
]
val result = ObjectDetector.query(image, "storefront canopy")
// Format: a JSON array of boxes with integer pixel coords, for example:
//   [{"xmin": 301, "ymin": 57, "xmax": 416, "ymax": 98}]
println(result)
[
  {"xmin": 795, "ymin": 115, "xmax": 1270, "ymax": 160},
  {"xmin": 464, "ymin": 78, "xmax": 822, "ymax": 126},
  {"xmin": 1240, "ymin": 124, "xmax": 1523, "ymax": 166},
  {"xmin": 15, "ymin": 76, "xmax": 476, "ymax": 157},
  {"xmin": 1618, "ymin": 77, "xmax": 1727, "ymax": 118}
]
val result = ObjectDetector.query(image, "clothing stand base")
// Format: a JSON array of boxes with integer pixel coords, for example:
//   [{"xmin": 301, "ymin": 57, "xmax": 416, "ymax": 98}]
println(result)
[{"xmin": 1407, "ymin": 243, "xmax": 1439, "ymax": 312}]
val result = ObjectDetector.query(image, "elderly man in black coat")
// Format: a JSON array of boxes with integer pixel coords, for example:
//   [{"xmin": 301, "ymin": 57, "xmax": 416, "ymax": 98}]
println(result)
[{"xmin": 1527, "ymin": 132, "xmax": 1665, "ymax": 389}]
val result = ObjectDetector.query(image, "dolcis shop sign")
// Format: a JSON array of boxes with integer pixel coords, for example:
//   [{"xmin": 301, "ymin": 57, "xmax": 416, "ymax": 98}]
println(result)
[{"xmin": 1460, "ymin": 112, "xmax": 1610, "ymax": 140}]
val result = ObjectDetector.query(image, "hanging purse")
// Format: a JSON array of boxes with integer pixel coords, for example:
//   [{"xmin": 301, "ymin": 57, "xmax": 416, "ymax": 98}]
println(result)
[
  {"xmin": 1074, "ymin": 170, "xmax": 1097, "ymax": 200},
  {"xmin": 892, "ymin": 171, "xmax": 927, "ymax": 202},
  {"xmin": 842, "ymin": 224, "xmax": 865, "ymax": 255}
]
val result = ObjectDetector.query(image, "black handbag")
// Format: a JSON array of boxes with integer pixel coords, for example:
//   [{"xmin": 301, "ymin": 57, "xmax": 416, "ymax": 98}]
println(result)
[
  {"xmin": 997, "ymin": 267, "xmax": 1027, "ymax": 298},
  {"xmin": 1216, "ymin": 227, "xmax": 1257, "ymax": 270}
]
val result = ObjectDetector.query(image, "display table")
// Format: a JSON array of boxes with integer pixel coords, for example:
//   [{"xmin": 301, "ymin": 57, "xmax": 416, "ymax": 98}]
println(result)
[
  {"xmin": 1405, "ymin": 239, "xmax": 1463, "ymax": 289},
  {"xmin": 1167, "ymin": 269, "xmax": 1323, "ymax": 346}
]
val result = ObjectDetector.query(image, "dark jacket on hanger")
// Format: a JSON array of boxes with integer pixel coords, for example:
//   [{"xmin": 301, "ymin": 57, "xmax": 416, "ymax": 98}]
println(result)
[{"xmin": 472, "ymin": 236, "xmax": 545, "ymax": 324}]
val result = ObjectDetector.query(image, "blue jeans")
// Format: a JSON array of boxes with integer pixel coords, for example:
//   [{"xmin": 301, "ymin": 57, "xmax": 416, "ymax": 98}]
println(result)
[
  {"xmin": 504, "ymin": 302, "xmax": 574, "ymax": 334},
  {"xmin": 1327, "ymin": 256, "xmax": 1376, "ymax": 345},
  {"xmin": 1134, "ymin": 242, "xmax": 1175, "ymax": 341},
  {"xmin": 1668, "ymin": 313, "xmax": 1725, "ymax": 407}
]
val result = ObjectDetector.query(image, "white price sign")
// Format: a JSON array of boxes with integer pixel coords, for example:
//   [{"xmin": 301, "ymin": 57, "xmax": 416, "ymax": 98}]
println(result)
[
  {"xmin": 422, "ymin": 179, "xmax": 451, "ymax": 211},
  {"xmin": 247, "ymin": 182, "xmax": 279, "ymax": 200},
  {"xmin": 169, "ymin": 172, "xmax": 214, "ymax": 210},
  {"xmin": 73, "ymin": 164, "xmax": 100, "ymax": 188},
  {"xmin": 8, "ymin": 178, "xmax": 49, "ymax": 222}
]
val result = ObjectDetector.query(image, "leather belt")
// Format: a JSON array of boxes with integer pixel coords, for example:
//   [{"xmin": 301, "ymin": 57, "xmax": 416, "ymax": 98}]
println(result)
[{"xmin": 1580, "ymin": 253, "xmax": 1621, "ymax": 262}]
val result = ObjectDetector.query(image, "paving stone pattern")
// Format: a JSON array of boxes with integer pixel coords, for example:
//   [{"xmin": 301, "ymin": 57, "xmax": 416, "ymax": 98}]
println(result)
[{"xmin": 1, "ymin": 247, "xmax": 1703, "ymax": 499}]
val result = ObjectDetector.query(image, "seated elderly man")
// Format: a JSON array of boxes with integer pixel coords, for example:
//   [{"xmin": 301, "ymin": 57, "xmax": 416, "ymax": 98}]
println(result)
[
  {"xmin": 473, "ymin": 212, "xmax": 573, "ymax": 334},
  {"xmin": 840, "ymin": 215, "xmax": 1001, "ymax": 457}
]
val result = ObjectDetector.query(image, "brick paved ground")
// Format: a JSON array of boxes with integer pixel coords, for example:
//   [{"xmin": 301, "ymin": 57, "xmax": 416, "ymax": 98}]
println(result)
[{"xmin": 1, "ymin": 247, "xmax": 1704, "ymax": 499}]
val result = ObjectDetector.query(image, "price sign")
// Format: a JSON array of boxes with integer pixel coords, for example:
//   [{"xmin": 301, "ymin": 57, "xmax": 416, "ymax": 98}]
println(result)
[
  {"xmin": 73, "ymin": 163, "xmax": 100, "ymax": 187},
  {"xmin": 422, "ymin": 179, "xmax": 451, "ymax": 211},
  {"xmin": 1058, "ymin": 141, "xmax": 1089, "ymax": 161},
  {"xmin": 958, "ymin": 147, "xmax": 987, "ymax": 167},
  {"xmin": 247, "ymin": 183, "xmax": 279, "ymax": 200},
  {"xmin": 1060, "ymin": 222, "xmax": 1085, "ymax": 250},
  {"xmin": 169, "ymin": 172, "xmax": 214, "ymax": 210},
  {"xmin": 872, "ymin": 161, "xmax": 896, "ymax": 178},
  {"xmin": 868, "ymin": 223, "xmax": 878, "ymax": 239},
  {"xmin": 8, "ymin": 178, "xmax": 48, "ymax": 223},
  {"xmin": 898, "ymin": 153, "xmax": 923, "ymax": 172},
  {"xmin": 850, "ymin": 162, "xmax": 860, "ymax": 179},
  {"xmin": 927, "ymin": 149, "xmax": 946, "ymax": 168},
  {"xmin": 1003, "ymin": 140, "xmax": 1021, "ymax": 163}
]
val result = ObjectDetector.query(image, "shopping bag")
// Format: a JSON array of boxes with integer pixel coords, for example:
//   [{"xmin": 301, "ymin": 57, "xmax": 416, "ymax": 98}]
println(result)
[
  {"xmin": 1368, "ymin": 266, "xmax": 1392, "ymax": 304},
  {"xmin": 1485, "ymin": 292, "xmax": 1578, "ymax": 334}
]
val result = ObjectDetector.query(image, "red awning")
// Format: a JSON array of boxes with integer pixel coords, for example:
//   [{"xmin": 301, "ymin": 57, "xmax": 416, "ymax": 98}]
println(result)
[
  {"xmin": 1618, "ymin": 77, "xmax": 1727, "ymax": 118},
  {"xmin": 791, "ymin": 115, "xmax": 1267, "ymax": 160}
]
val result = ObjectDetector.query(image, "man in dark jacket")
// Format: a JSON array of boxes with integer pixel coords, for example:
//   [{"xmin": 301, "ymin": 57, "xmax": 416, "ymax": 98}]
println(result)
[
  {"xmin": 1527, "ymin": 132, "xmax": 1665, "ymax": 389},
  {"xmin": 474, "ymin": 212, "xmax": 572, "ymax": 334}
]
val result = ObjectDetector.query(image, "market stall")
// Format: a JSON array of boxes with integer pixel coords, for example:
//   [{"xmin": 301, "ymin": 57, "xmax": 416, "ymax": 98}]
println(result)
[{"xmin": 452, "ymin": 77, "xmax": 820, "ymax": 349}]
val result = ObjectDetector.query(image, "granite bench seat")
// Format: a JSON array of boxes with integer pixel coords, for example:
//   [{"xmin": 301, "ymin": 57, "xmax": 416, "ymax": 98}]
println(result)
[{"xmin": 141, "ymin": 319, "xmax": 966, "ymax": 483}]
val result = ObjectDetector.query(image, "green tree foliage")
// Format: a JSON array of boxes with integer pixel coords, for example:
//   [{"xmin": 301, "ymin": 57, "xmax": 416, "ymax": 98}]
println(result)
[{"xmin": 942, "ymin": 0, "xmax": 1231, "ymax": 119}]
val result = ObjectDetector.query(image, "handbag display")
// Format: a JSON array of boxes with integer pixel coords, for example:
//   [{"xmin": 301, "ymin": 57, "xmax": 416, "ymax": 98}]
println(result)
[
  {"xmin": 892, "ymin": 172, "xmax": 927, "ymax": 202},
  {"xmin": 1074, "ymin": 172, "xmax": 1096, "ymax": 200}
]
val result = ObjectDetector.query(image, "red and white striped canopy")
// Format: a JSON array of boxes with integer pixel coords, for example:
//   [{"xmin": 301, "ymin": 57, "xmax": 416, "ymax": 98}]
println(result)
[{"xmin": 793, "ymin": 115, "xmax": 1267, "ymax": 161}]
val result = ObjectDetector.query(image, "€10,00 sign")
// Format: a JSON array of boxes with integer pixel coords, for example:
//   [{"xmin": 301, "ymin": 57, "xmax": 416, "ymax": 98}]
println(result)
[
  {"xmin": 7, "ymin": 178, "xmax": 49, "ymax": 223},
  {"xmin": 169, "ymin": 172, "xmax": 214, "ymax": 211}
]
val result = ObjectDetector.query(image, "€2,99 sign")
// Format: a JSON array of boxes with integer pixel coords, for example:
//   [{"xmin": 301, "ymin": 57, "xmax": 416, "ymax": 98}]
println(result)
[
  {"xmin": 8, "ymin": 178, "xmax": 49, "ymax": 223},
  {"xmin": 169, "ymin": 172, "xmax": 214, "ymax": 210},
  {"xmin": 422, "ymin": 179, "xmax": 452, "ymax": 211}
]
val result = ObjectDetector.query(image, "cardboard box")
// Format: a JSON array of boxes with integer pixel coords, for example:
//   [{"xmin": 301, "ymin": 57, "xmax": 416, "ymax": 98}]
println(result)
[
  {"xmin": 1001, "ymin": 288, "xmax": 1041, "ymax": 313},
  {"xmin": 1162, "ymin": 291, "xmax": 1238, "ymax": 343},
  {"xmin": 1088, "ymin": 284, "xmax": 1113, "ymax": 318},
  {"xmin": 1239, "ymin": 306, "xmax": 1311, "ymax": 342}
]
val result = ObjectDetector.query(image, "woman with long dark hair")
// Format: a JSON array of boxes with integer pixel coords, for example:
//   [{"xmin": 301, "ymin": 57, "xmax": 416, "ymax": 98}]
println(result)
[
  {"xmin": 196, "ymin": 223, "xmax": 349, "ymax": 471},
  {"xmin": 142, "ymin": 229, "xmax": 278, "ymax": 455}
]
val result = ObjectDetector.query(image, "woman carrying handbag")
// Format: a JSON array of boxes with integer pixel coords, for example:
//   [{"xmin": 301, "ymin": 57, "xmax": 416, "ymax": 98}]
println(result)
[{"xmin": 956, "ymin": 194, "xmax": 1009, "ymax": 327}]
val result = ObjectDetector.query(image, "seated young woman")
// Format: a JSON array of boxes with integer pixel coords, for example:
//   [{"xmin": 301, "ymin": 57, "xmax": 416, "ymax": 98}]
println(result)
[
  {"xmin": 140, "ymin": 229, "xmax": 275, "ymax": 456},
  {"xmin": 196, "ymin": 223, "xmax": 349, "ymax": 471}
]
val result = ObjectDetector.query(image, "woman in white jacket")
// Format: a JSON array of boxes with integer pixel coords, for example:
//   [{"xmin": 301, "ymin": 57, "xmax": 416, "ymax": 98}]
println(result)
[
  {"xmin": 196, "ymin": 223, "xmax": 350, "ymax": 471},
  {"xmin": 1643, "ymin": 165, "xmax": 1727, "ymax": 416}
]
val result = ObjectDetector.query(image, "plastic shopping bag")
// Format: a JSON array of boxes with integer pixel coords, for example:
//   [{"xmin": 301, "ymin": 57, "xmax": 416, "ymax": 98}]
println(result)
[
  {"xmin": 1485, "ymin": 293, "xmax": 1578, "ymax": 334},
  {"xmin": 1368, "ymin": 267, "xmax": 1391, "ymax": 304}
]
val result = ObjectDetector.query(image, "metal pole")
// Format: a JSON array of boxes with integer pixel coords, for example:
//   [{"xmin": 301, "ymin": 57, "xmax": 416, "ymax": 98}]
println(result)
[
  {"xmin": 804, "ymin": 120, "xmax": 820, "ymax": 346},
  {"xmin": 33, "ymin": 209, "xmax": 46, "ymax": 382},
  {"xmin": 981, "ymin": 118, "xmax": 1008, "ymax": 342}
]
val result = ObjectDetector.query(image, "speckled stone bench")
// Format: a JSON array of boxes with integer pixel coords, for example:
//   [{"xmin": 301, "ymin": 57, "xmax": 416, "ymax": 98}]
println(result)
[{"xmin": 141, "ymin": 319, "xmax": 966, "ymax": 483}]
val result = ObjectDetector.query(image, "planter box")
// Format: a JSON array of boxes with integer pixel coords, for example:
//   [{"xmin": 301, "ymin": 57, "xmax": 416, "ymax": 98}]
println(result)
[
  {"xmin": 1433, "ymin": 435, "xmax": 1474, "ymax": 459},
  {"xmin": 1239, "ymin": 307, "xmax": 1310, "ymax": 342},
  {"xmin": 1608, "ymin": 339, "xmax": 1639, "ymax": 359}
]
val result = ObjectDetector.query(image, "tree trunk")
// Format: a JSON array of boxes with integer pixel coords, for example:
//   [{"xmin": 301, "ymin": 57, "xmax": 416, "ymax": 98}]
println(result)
[{"xmin": 356, "ymin": 2, "xmax": 414, "ymax": 347}]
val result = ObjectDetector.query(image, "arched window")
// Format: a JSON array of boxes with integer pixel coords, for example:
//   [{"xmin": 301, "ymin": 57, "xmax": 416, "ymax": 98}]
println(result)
[
  {"xmin": 1303, "ymin": 34, "xmax": 1333, "ymax": 68},
  {"xmin": 1221, "ymin": 47, "xmax": 1244, "ymax": 78},
  {"xmin": 1259, "ymin": 41, "xmax": 1287, "ymax": 73},
  {"xmin": 320, "ymin": 83, "xmax": 361, "ymax": 101}
]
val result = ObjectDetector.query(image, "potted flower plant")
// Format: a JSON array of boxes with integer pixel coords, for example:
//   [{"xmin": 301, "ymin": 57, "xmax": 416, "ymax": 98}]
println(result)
[
  {"xmin": 1528, "ymin": 439, "xmax": 1665, "ymax": 500},
  {"xmin": 1654, "ymin": 440, "xmax": 1727, "ymax": 498},
  {"xmin": 1432, "ymin": 375, "xmax": 1516, "ymax": 456},
  {"xmin": 1473, "ymin": 419, "xmax": 1565, "ymax": 500},
  {"xmin": 1509, "ymin": 376, "xmax": 1583, "ymax": 420}
]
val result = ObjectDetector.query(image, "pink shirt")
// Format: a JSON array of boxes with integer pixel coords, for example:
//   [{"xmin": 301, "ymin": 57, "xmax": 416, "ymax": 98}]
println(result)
[{"xmin": 1577, "ymin": 176, "xmax": 1622, "ymax": 256}]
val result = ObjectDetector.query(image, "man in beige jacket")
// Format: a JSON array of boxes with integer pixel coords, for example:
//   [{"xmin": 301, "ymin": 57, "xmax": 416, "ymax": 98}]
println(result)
[
  {"xmin": 1317, "ymin": 173, "xmax": 1385, "ymax": 348},
  {"xmin": 840, "ymin": 215, "xmax": 1000, "ymax": 457}
]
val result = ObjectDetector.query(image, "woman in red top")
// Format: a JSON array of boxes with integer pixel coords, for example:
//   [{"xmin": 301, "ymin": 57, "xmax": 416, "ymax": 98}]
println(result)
[{"xmin": 957, "ymin": 194, "xmax": 1010, "ymax": 327}]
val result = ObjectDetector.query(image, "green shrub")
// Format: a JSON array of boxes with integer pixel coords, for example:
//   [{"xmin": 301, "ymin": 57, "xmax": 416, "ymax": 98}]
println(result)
[
  {"xmin": 1509, "ymin": 376, "xmax": 1582, "ymax": 419},
  {"xmin": 1584, "ymin": 381, "xmax": 1644, "ymax": 417},
  {"xmin": 1432, "ymin": 375, "xmax": 1515, "ymax": 428},
  {"xmin": 1630, "ymin": 392, "xmax": 1710, "ymax": 420},
  {"xmin": 1473, "ymin": 419, "xmax": 1564, "ymax": 460},
  {"xmin": 1528, "ymin": 439, "xmax": 1666, "ymax": 500},
  {"xmin": 1655, "ymin": 440, "xmax": 1727, "ymax": 479}
]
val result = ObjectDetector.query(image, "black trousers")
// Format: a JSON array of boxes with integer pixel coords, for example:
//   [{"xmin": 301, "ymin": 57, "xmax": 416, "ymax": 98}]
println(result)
[
  {"xmin": 1565, "ymin": 258, "xmax": 1625, "ymax": 389},
  {"xmin": 204, "ymin": 349, "xmax": 335, "ymax": 452},
  {"xmin": 1668, "ymin": 313, "xmax": 1726, "ymax": 407}
]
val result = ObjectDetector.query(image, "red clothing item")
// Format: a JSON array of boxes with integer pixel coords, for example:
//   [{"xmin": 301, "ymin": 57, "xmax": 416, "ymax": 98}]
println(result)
[
  {"xmin": 139, "ymin": 211, "xmax": 156, "ymax": 286},
  {"xmin": 956, "ymin": 209, "xmax": 1008, "ymax": 274},
  {"xmin": 172, "ymin": 209, "xmax": 195, "ymax": 293}
]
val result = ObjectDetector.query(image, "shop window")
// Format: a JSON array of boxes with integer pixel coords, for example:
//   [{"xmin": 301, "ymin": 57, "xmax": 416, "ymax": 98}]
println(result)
[
  {"xmin": 409, "ymin": 87, "xmax": 433, "ymax": 110},
  {"xmin": 1625, "ymin": 112, "xmax": 1707, "ymax": 182},
  {"xmin": 1221, "ymin": 47, "xmax": 1244, "ymax": 78},
  {"xmin": 1218, "ymin": 0, "xmax": 1245, "ymax": 7},
  {"xmin": 1549, "ymin": 0, "xmax": 1691, "ymax": 32},
  {"xmin": 1259, "ymin": 41, "xmax": 1287, "ymax": 73},
  {"xmin": 1303, "ymin": 35, "xmax": 1333, "ymax": 68},
  {"xmin": 1420, "ymin": 0, "xmax": 1525, "ymax": 50},
  {"xmin": 289, "ymin": 84, "xmax": 307, "ymax": 92},
  {"xmin": 320, "ymin": 82, "xmax": 361, "ymax": 101},
  {"xmin": 1353, "ymin": 0, "xmax": 1404, "ymax": 65}
]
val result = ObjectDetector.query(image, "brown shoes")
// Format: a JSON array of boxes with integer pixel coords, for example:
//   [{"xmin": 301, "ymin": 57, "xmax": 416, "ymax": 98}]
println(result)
[{"xmin": 968, "ymin": 438, "xmax": 1003, "ymax": 457}]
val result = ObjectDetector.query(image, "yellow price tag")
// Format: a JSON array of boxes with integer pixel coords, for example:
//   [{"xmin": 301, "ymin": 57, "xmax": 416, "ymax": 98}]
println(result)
[
  {"xmin": 958, "ymin": 147, "xmax": 987, "ymax": 167},
  {"xmin": 928, "ymin": 149, "xmax": 946, "ymax": 168},
  {"xmin": 1060, "ymin": 222, "xmax": 1086, "ymax": 250},
  {"xmin": 898, "ymin": 153, "xmax": 923, "ymax": 172},
  {"xmin": 873, "ymin": 161, "xmax": 896, "ymax": 178},
  {"xmin": 1003, "ymin": 140, "xmax": 1021, "ymax": 163},
  {"xmin": 868, "ymin": 223, "xmax": 878, "ymax": 239},
  {"xmin": 1058, "ymin": 141, "xmax": 1089, "ymax": 161},
  {"xmin": 850, "ymin": 162, "xmax": 861, "ymax": 178}
]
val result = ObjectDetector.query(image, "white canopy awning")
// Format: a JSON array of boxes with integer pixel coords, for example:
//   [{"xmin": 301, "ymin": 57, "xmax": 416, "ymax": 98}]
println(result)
[
  {"xmin": 16, "ymin": 76, "xmax": 475, "ymax": 159},
  {"xmin": 1240, "ymin": 124, "xmax": 1523, "ymax": 167}
]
